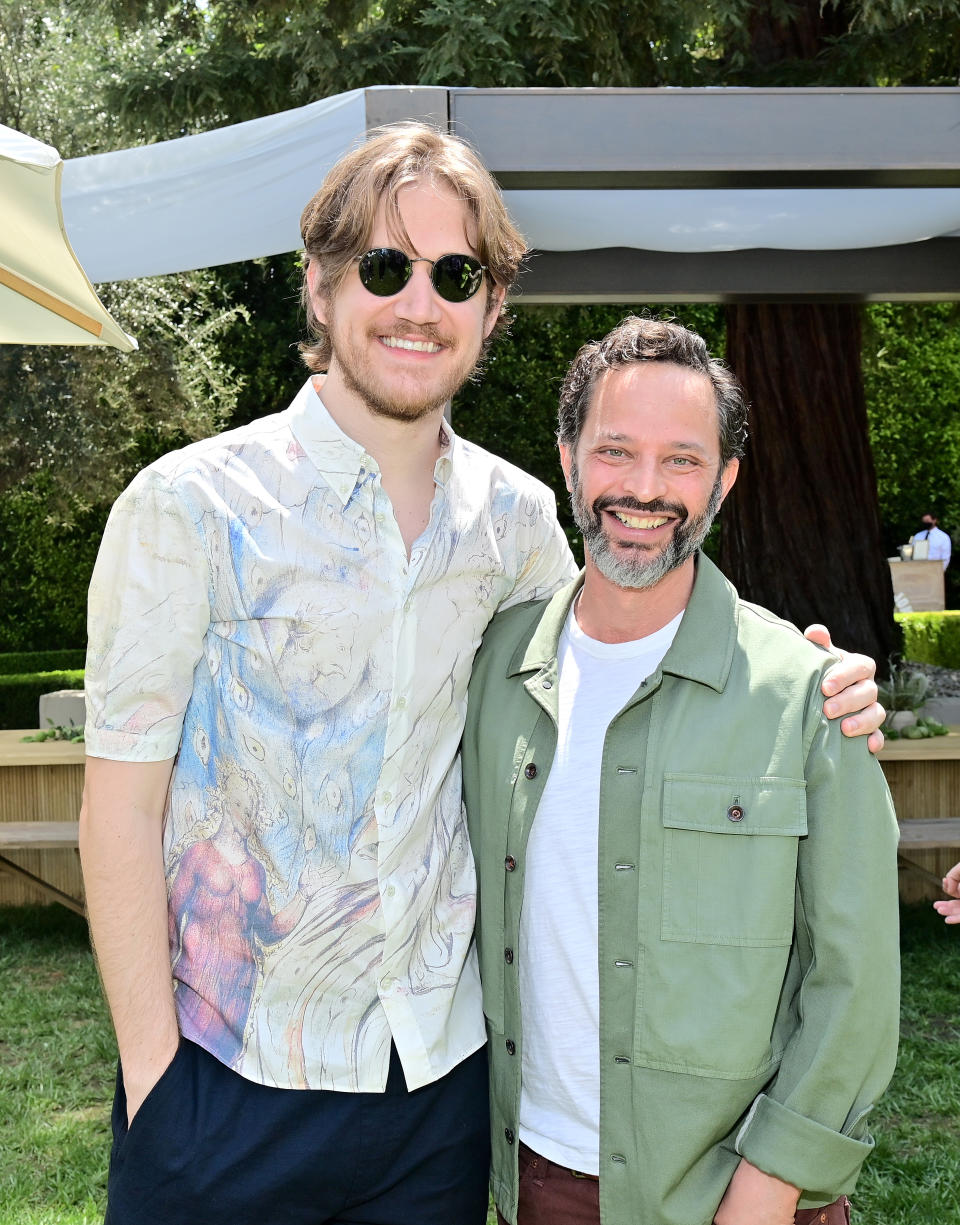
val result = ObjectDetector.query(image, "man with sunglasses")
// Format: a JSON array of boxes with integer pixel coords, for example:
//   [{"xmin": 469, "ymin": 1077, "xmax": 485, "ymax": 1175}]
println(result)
[{"xmin": 80, "ymin": 123, "xmax": 884, "ymax": 1225}]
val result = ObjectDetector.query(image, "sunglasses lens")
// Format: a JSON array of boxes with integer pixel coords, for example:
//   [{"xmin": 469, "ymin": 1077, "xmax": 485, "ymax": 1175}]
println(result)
[
  {"xmin": 432, "ymin": 254, "xmax": 485, "ymax": 302},
  {"xmin": 358, "ymin": 248, "xmax": 411, "ymax": 297}
]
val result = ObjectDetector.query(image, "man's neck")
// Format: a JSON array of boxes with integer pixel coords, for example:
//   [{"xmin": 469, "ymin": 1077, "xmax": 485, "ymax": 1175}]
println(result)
[
  {"xmin": 312, "ymin": 371, "xmax": 447, "ymax": 482},
  {"xmin": 575, "ymin": 556, "xmax": 696, "ymax": 644}
]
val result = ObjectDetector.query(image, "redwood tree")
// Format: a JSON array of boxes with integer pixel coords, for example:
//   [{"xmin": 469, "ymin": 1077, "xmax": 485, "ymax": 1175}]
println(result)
[
  {"xmin": 718, "ymin": 0, "xmax": 908, "ymax": 666},
  {"xmin": 719, "ymin": 305, "xmax": 895, "ymax": 661}
]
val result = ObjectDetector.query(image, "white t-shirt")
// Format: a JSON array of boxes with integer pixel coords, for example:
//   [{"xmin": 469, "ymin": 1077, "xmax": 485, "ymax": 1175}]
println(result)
[{"xmin": 518, "ymin": 600, "xmax": 683, "ymax": 1173}]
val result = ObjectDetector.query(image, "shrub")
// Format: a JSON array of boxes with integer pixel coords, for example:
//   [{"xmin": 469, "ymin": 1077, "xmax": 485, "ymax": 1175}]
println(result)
[
  {"xmin": 896, "ymin": 611, "xmax": 960, "ymax": 670},
  {"xmin": 0, "ymin": 650, "xmax": 86, "ymax": 676},
  {"xmin": 0, "ymin": 670, "xmax": 85, "ymax": 731}
]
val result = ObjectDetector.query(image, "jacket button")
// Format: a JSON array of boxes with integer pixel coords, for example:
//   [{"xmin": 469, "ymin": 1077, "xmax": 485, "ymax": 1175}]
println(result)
[
  {"xmin": 504, "ymin": 947, "xmax": 514, "ymax": 964},
  {"xmin": 504, "ymin": 1127, "xmax": 515, "ymax": 1145},
  {"xmin": 504, "ymin": 855, "xmax": 517, "ymax": 872},
  {"xmin": 524, "ymin": 763, "xmax": 538, "ymax": 780},
  {"xmin": 727, "ymin": 804, "xmax": 745, "ymax": 822},
  {"xmin": 505, "ymin": 1038, "xmax": 516, "ymax": 1055}
]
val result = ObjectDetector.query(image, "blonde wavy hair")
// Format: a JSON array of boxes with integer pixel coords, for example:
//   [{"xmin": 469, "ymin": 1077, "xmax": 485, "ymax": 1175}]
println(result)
[{"xmin": 298, "ymin": 122, "xmax": 527, "ymax": 372}]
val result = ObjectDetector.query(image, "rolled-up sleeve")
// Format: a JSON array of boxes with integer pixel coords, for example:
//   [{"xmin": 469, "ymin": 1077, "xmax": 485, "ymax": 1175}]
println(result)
[
  {"xmin": 84, "ymin": 467, "xmax": 211, "ymax": 762},
  {"xmin": 735, "ymin": 676, "xmax": 901, "ymax": 1203}
]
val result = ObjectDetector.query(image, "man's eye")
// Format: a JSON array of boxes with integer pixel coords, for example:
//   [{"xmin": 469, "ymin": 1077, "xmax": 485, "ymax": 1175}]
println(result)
[{"xmin": 604, "ymin": 448, "xmax": 625, "ymax": 458}]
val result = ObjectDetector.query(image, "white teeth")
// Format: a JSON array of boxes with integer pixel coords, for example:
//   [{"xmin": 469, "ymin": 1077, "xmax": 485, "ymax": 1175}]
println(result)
[
  {"xmin": 382, "ymin": 337, "xmax": 442, "ymax": 353},
  {"xmin": 613, "ymin": 512, "xmax": 670, "ymax": 529}
]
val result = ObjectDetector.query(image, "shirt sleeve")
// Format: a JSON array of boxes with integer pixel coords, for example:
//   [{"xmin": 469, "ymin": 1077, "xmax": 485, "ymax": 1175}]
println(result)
[
  {"xmin": 499, "ymin": 485, "xmax": 578, "ymax": 611},
  {"xmin": 733, "ymin": 675, "xmax": 901, "ymax": 1203},
  {"xmin": 84, "ymin": 465, "xmax": 211, "ymax": 762}
]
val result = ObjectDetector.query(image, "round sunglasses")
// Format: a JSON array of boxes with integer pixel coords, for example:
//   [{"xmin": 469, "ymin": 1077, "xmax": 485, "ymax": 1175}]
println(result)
[{"xmin": 357, "ymin": 248, "xmax": 487, "ymax": 303}]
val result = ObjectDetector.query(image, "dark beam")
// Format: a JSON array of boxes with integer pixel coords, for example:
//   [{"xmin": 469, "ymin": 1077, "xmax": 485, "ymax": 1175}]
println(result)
[
  {"xmin": 513, "ymin": 239, "xmax": 960, "ymax": 304},
  {"xmin": 449, "ymin": 88, "xmax": 960, "ymax": 190}
]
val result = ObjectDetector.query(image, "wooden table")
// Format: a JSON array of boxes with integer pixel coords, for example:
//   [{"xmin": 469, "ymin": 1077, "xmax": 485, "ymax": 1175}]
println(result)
[
  {"xmin": 879, "ymin": 729, "xmax": 960, "ymax": 902},
  {"xmin": 0, "ymin": 730, "xmax": 85, "ymax": 910}
]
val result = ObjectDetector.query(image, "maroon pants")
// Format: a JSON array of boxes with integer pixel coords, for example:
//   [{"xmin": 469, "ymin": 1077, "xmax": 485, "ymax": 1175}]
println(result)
[{"xmin": 496, "ymin": 1142, "xmax": 852, "ymax": 1225}]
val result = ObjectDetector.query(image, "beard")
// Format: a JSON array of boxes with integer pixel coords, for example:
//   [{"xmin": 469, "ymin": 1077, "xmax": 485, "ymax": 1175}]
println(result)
[
  {"xmin": 570, "ymin": 463, "xmax": 725, "ymax": 591},
  {"xmin": 327, "ymin": 312, "xmax": 483, "ymax": 424}
]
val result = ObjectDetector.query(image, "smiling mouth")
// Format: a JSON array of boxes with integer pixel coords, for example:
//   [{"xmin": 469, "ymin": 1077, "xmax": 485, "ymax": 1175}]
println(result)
[
  {"xmin": 611, "ymin": 511, "xmax": 672, "ymax": 529},
  {"xmin": 381, "ymin": 336, "xmax": 443, "ymax": 354}
]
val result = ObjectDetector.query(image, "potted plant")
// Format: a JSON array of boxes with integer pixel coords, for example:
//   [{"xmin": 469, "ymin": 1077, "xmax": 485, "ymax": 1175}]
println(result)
[{"xmin": 878, "ymin": 662, "xmax": 948, "ymax": 738}]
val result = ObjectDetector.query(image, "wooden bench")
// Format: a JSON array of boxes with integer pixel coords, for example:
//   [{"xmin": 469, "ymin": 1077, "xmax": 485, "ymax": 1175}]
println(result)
[
  {"xmin": 0, "ymin": 821, "xmax": 84, "ymax": 915},
  {"xmin": 897, "ymin": 818, "xmax": 960, "ymax": 892}
]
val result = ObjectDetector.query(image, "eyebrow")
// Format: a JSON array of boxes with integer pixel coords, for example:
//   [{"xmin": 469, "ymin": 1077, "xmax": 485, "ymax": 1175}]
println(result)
[{"xmin": 593, "ymin": 431, "xmax": 712, "ymax": 457}]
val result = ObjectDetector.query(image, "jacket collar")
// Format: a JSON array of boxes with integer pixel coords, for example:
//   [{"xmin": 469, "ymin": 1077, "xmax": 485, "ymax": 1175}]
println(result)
[{"xmin": 507, "ymin": 553, "xmax": 738, "ymax": 694}]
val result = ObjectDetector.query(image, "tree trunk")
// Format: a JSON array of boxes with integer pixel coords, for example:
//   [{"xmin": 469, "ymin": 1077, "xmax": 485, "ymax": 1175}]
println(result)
[{"xmin": 719, "ymin": 303, "xmax": 897, "ymax": 667}]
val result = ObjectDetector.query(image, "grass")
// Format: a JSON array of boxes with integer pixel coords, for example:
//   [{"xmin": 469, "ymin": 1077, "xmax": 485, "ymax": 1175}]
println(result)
[{"xmin": 0, "ymin": 903, "xmax": 957, "ymax": 1224}]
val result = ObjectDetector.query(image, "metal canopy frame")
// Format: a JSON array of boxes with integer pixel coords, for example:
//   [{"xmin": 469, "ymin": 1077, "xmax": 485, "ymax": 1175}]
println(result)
[{"xmin": 363, "ymin": 86, "xmax": 960, "ymax": 302}]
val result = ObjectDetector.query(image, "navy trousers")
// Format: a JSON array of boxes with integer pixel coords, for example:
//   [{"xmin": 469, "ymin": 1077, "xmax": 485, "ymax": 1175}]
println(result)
[{"xmin": 104, "ymin": 1039, "xmax": 490, "ymax": 1225}]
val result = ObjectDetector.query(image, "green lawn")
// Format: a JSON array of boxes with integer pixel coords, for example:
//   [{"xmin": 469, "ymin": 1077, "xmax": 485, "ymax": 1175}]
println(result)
[{"xmin": 0, "ymin": 903, "xmax": 955, "ymax": 1224}]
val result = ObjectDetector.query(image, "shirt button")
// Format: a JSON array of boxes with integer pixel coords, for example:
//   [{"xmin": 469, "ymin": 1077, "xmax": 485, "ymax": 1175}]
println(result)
[
  {"xmin": 504, "ymin": 947, "xmax": 514, "ymax": 964},
  {"xmin": 727, "ymin": 805, "xmax": 745, "ymax": 822},
  {"xmin": 395, "ymin": 696, "xmax": 407, "ymax": 710},
  {"xmin": 375, "ymin": 512, "xmax": 385, "ymax": 523},
  {"xmin": 524, "ymin": 763, "xmax": 538, "ymax": 780},
  {"xmin": 505, "ymin": 1039, "xmax": 516, "ymax": 1055},
  {"xmin": 504, "ymin": 855, "xmax": 517, "ymax": 872},
  {"xmin": 382, "ymin": 791, "xmax": 392, "ymax": 804},
  {"xmin": 504, "ymin": 1128, "xmax": 515, "ymax": 1145},
  {"xmin": 385, "ymin": 884, "xmax": 396, "ymax": 898}
]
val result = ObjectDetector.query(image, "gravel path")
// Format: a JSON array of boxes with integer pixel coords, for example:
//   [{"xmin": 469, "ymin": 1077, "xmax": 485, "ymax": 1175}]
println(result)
[{"xmin": 902, "ymin": 661, "xmax": 960, "ymax": 697}]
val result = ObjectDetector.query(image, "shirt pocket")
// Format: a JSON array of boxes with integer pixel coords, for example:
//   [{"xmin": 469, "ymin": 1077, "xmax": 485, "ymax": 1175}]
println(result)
[{"xmin": 661, "ymin": 774, "xmax": 807, "ymax": 947}]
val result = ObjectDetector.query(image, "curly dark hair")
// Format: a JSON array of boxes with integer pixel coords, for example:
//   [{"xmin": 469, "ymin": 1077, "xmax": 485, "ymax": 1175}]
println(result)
[{"xmin": 558, "ymin": 315, "xmax": 749, "ymax": 465}]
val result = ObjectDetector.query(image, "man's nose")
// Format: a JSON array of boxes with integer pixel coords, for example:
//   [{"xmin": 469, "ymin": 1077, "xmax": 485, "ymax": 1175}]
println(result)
[
  {"xmin": 392, "ymin": 262, "xmax": 443, "ymax": 325},
  {"xmin": 621, "ymin": 457, "xmax": 668, "ymax": 504}
]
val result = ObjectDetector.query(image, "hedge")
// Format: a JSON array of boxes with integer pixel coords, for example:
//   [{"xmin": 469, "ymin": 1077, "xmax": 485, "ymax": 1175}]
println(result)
[
  {"xmin": 0, "ymin": 650, "xmax": 86, "ymax": 676},
  {"xmin": 0, "ymin": 670, "xmax": 85, "ymax": 731},
  {"xmin": 896, "ymin": 611, "xmax": 960, "ymax": 670}
]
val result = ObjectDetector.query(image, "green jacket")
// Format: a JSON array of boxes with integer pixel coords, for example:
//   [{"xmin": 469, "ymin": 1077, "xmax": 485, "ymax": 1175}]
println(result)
[{"xmin": 462, "ymin": 556, "xmax": 900, "ymax": 1225}]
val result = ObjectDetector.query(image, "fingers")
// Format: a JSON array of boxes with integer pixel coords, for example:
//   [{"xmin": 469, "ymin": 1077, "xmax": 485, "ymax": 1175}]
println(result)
[
  {"xmin": 941, "ymin": 863, "xmax": 960, "ymax": 898},
  {"xmin": 824, "ymin": 683, "xmax": 881, "ymax": 728},
  {"xmin": 933, "ymin": 899, "xmax": 960, "ymax": 924},
  {"xmin": 866, "ymin": 728, "xmax": 885, "ymax": 755},
  {"xmin": 821, "ymin": 652, "xmax": 878, "ymax": 700},
  {"xmin": 803, "ymin": 623, "xmax": 831, "ymax": 650}
]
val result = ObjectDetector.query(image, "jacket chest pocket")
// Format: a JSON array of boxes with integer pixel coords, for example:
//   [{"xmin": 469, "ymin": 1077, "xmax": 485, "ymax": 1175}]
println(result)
[{"xmin": 661, "ymin": 774, "xmax": 807, "ymax": 947}]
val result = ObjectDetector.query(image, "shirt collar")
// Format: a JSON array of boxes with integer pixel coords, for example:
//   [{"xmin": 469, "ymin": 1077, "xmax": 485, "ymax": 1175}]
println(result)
[
  {"xmin": 509, "ymin": 553, "xmax": 737, "ymax": 694},
  {"xmin": 288, "ymin": 378, "xmax": 455, "ymax": 505}
]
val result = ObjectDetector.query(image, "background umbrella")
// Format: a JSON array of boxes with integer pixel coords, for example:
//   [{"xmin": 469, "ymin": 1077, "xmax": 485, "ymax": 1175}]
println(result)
[{"xmin": 0, "ymin": 124, "xmax": 135, "ymax": 350}]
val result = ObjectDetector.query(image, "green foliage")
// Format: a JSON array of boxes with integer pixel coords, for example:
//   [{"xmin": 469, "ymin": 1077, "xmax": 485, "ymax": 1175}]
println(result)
[
  {"xmin": 0, "ymin": 670, "xmax": 85, "ymax": 731},
  {"xmin": 897, "ymin": 612, "xmax": 960, "ymax": 670},
  {"xmin": 0, "ymin": 487, "xmax": 104, "ymax": 652},
  {"xmin": 0, "ymin": 650, "xmax": 86, "ymax": 675},
  {"xmin": 0, "ymin": 273, "xmax": 248, "ymax": 515},
  {"xmin": 21, "ymin": 723, "xmax": 85, "ymax": 743},
  {"xmin": 877, "ymin": 661, "xmax": 930, "ymax": 713}
]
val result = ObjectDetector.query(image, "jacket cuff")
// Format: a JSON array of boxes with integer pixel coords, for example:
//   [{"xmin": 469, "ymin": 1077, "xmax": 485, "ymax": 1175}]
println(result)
[{"xmin": 736, "ymin": 1094, "xmax": 873, "ymax": 1193}]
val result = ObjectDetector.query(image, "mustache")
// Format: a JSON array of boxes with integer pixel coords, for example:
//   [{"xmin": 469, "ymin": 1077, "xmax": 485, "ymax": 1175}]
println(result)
[
  {"xmin": 377, "ymin": 323, "xmax": 452, "ymax": 346},
  {"xmin": 593, "ymin": 495, "xmax": 687, "ymax": 520}
]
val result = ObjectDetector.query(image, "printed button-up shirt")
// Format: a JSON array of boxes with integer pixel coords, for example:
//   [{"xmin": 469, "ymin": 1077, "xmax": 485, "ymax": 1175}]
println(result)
[{"xmin": 85, "ymin": 377, "xmax": 577, "ymax": 1092}]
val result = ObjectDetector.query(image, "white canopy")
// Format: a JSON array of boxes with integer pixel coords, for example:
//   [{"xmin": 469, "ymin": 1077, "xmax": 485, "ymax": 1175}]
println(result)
[{"xmin": 52, "ymin": 86, "xmax": 960, "ymax": 297}]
